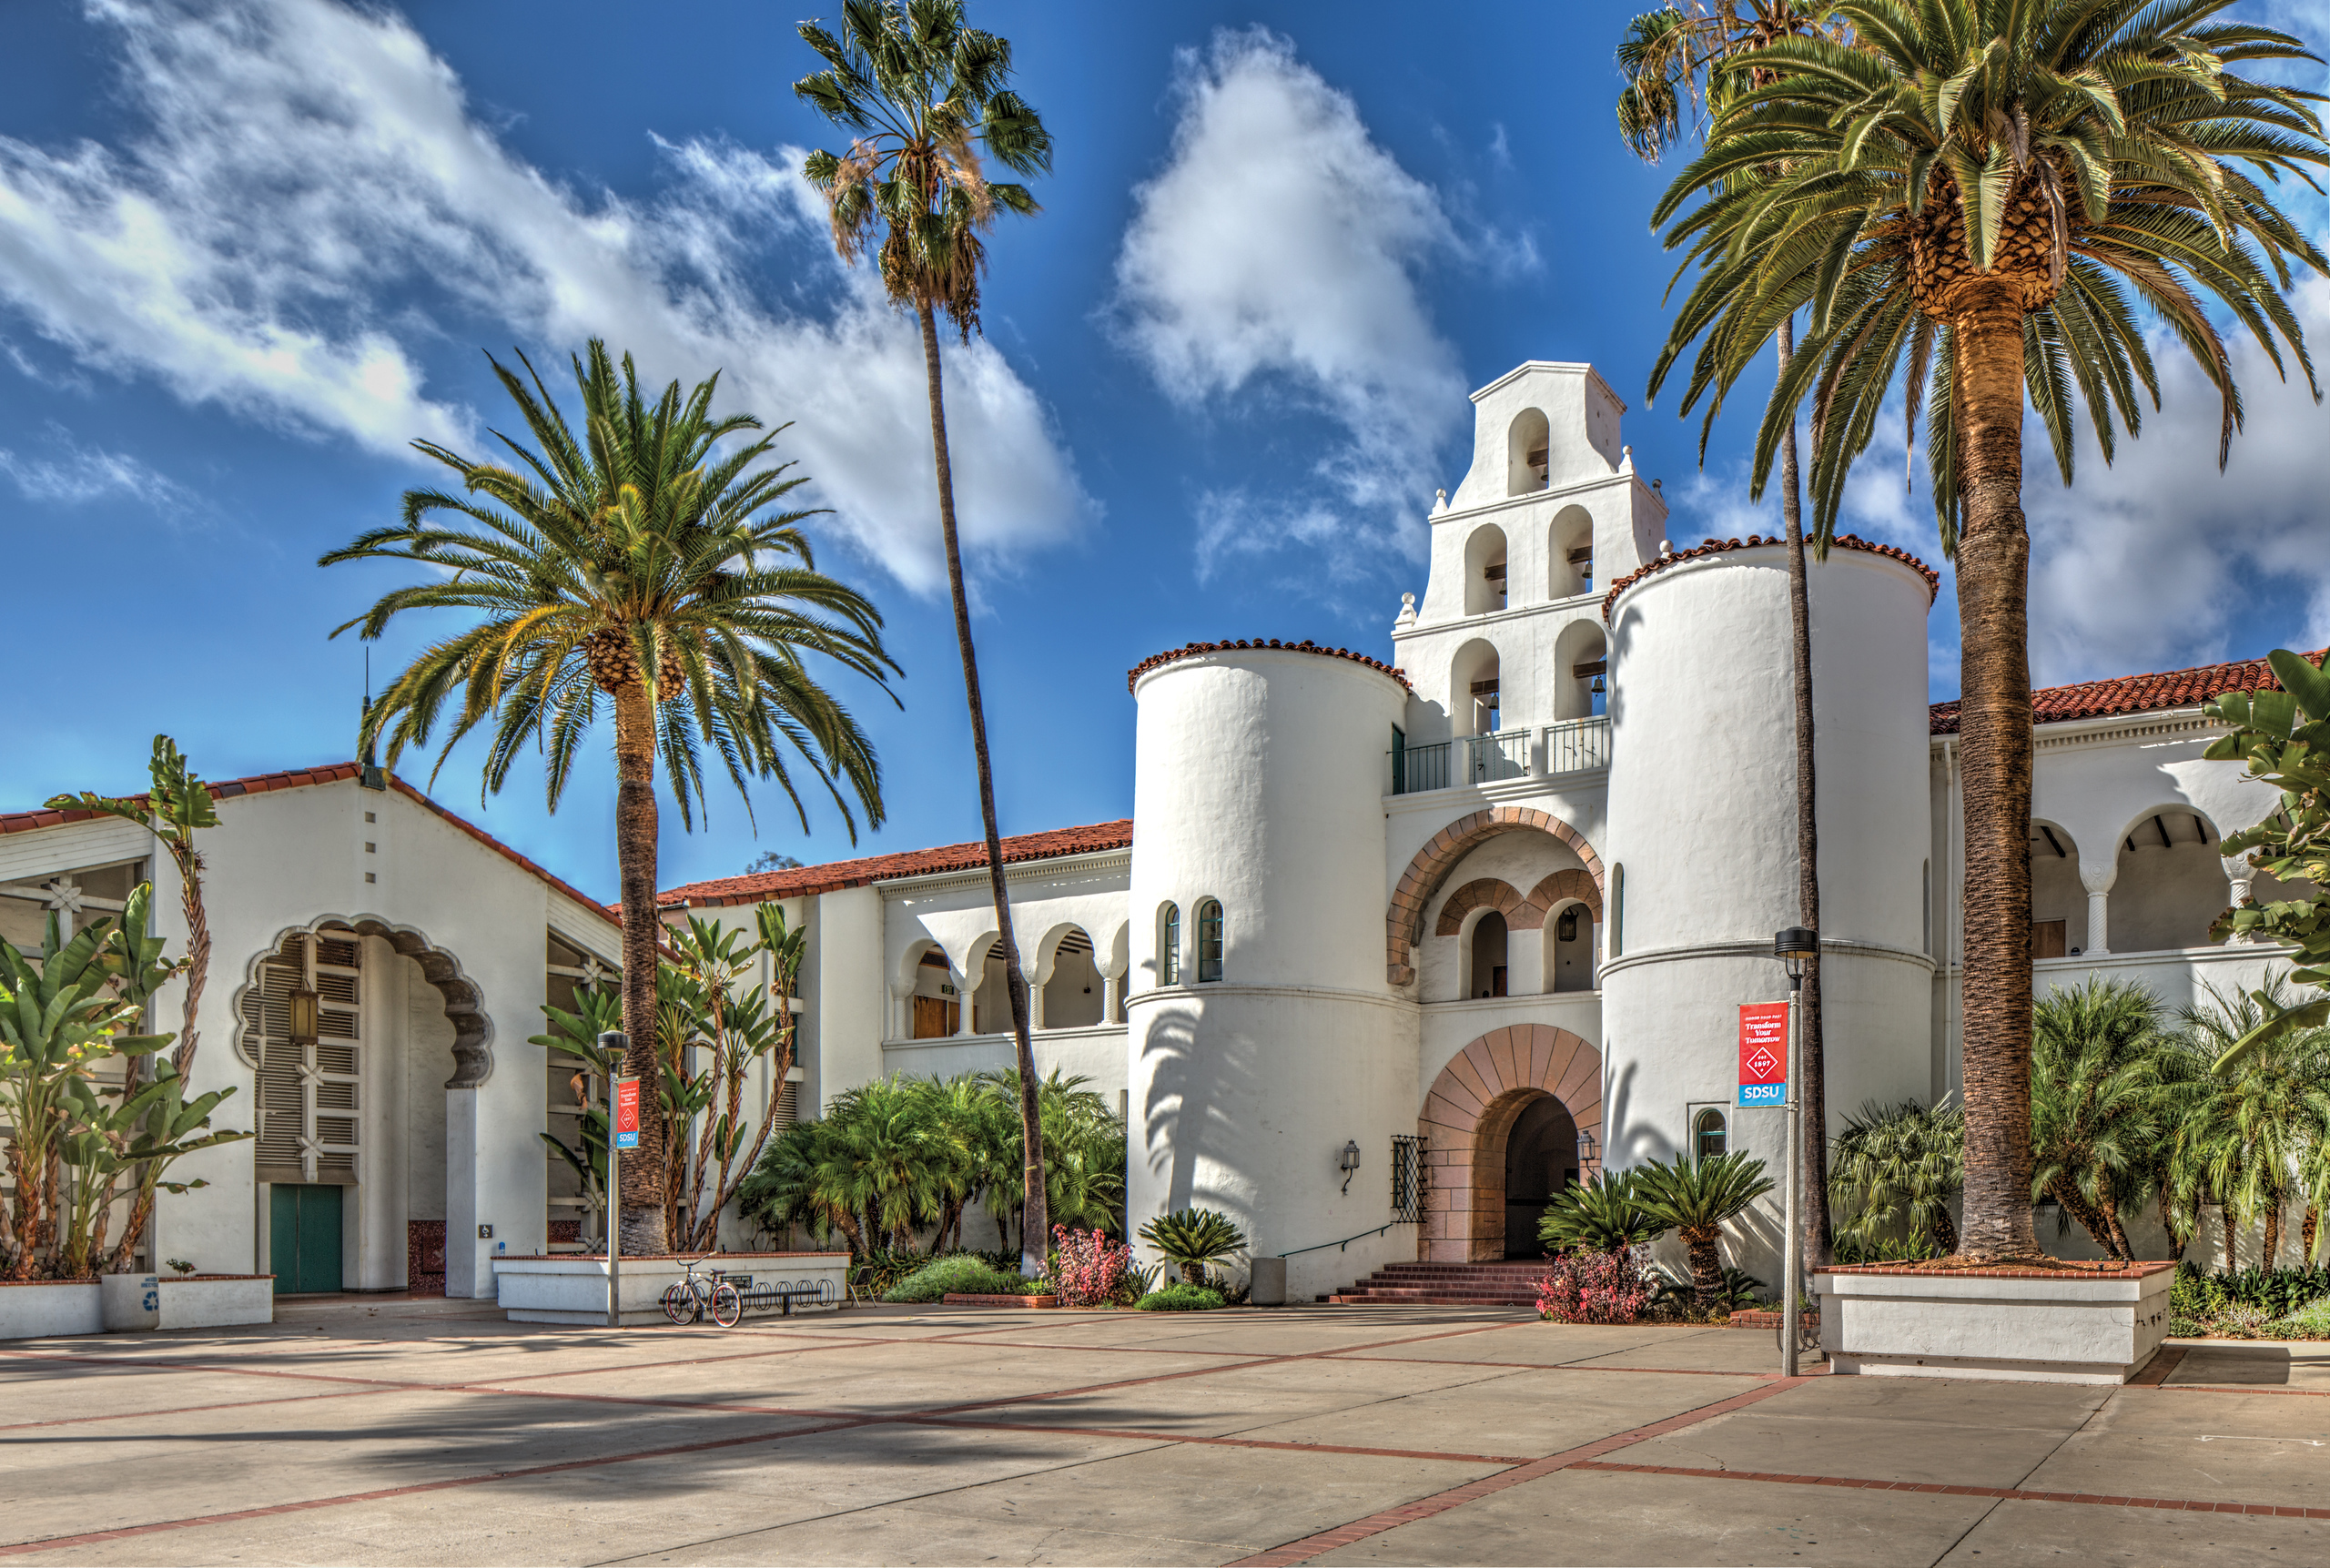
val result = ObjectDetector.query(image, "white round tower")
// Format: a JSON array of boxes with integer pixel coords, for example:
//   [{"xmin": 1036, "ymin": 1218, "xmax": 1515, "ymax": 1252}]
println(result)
[
  {"xmin": 1124, "ymin": 640, "xmax": 1413, "ymax": 1301},
  {"xmin": 1599, "ymin": 535, "xmax": 1936, "ymax": 1278}
]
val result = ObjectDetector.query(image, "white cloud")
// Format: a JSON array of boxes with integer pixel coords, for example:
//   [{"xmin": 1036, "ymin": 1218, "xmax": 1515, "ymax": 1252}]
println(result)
[
  {"xmin": 0, "ymin": 0, "xmax": 1090, "ymax": 592},
  {"xmin": 2021, "ymin": 275, "xmax": 2330, "ymax": 682},
  {"xmin": 0, "ymin": 426, "xmax": 198, "ymax": 513},
  {"xmin": 1109, "ymin": 28, "xmax": 1470, "ymax": 582}
]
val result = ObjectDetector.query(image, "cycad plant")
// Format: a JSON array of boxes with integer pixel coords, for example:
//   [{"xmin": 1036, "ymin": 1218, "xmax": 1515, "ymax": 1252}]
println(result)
[
  {"xmin": 1633, "ymin": 1150, "xmax": 1776, "ymax": 1305},
  {"xmin": 1650, "ymin": 0, "xmax": 2327, "ymax": 1261},
  {"xmin": 1538, "ymin": 1169, "xmax": 1670, "ymax": 1255},
  {"xmin": 1138, "ymin": 1208, "xmax": 1247, "ymax": 1286},
  {"xmin": 2030, "ymin": 978, "xmax": 2173, "ymax": 1259},
  {"xmin": 795, "ymin": 0, "xmax": 1057, "ymax": 1275},
  {"xmin": 322, "ymin": 341, "xmax": 896, "ymax": 1254},
  {"xmin": 1829, "ymin": 1098, "xmax": 1964, "ymax": 1257},
  {"xmin": 1617, "ymin": 0, "xmax": 1848, "ymax": 1275}
]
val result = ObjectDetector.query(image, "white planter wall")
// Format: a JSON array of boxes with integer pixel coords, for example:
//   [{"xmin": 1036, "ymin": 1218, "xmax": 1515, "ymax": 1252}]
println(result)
[
  {"xmin": 495, "ymin": 1253, "xmax": 849, "ymax": 1326},
  {"xmin": 0, "ymin": 1282, "xmax": 102, "ymax": 1340},
  {"xmin": 1818, "ymin": 1263, "xmax": 2175, "ymax": 1385}
]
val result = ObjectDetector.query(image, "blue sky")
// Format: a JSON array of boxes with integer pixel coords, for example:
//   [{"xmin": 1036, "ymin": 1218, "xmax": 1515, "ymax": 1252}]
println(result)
[{"xmin": 4, "ymin": 0, "xmax": 2327, "ymax": 902}]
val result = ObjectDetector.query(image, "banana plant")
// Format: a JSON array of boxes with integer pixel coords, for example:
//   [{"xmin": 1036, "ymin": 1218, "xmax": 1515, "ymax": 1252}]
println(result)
[
  {"xmin": 2203, "ymin": 651, "xmax": 2330, "ymax": 1068},
  {"xmin": 0, "ymin": 909, "xmax": 171, "ymax": 1278}
]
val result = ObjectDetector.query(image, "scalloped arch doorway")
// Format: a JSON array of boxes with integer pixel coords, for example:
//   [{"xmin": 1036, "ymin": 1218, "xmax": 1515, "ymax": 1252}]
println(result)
[{"xmin": 1419, "ymin": 1024, "xmax": 1602, "ymax": 1263}]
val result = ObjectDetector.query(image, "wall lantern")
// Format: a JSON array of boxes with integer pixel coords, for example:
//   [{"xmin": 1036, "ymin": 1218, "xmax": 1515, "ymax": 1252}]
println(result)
[
  {"xmin": 287, "ymin": 984, "xmax": 320, "ymax": 1047},
  {"xmin": 1576, "ymin": 1128, "xmax": 1599, "ymax": 1168},
  {"xmin": 1339, "ymin": 1139, "xmax": 1363, "ymax": 1194}
]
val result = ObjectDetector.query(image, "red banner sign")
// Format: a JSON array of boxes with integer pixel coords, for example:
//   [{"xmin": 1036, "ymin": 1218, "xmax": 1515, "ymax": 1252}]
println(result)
[
  {"xmin": 1737, "ymin": 1003, "xmax": 1789, "ymax": 1087},
  {"xmin": 613, "ymin": 1077, "xmax": 640, "ymax": 1149}
]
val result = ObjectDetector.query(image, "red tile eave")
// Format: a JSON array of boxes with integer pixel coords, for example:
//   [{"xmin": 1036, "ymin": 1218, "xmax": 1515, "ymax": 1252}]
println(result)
[
  {"xmin": 0, "ymin": 758, "xmax": 616, "ymax": 930},
  {"xmin": 658, "ymin": 819, "xmax": 1136, "ymax": 909},
  {"xmin": 1125, "ymin": 639, "xmax": 1411, "ymax": 694},
  {"xmin": 1601, "ymin": 531, "xmax": 1940, "ymax": 622},
  {"xmin": 1929, "ymin": 648, "xmax": 2327, "ymax": 736}
]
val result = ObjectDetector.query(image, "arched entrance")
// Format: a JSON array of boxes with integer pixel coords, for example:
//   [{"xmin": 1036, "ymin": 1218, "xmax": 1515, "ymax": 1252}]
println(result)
[
  {"xmin": 1503, "ymin": 1094, "xmax": 1577, "ymax": 1257},
  {"xmin": 1418, "ymin": 1023, "xmax": 1600, "ymax": 1262}
]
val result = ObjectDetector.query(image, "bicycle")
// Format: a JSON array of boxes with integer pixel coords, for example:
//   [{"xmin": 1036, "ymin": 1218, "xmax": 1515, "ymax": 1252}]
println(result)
[{"xmin": 659, "ymin": 1256, "xmax": 743, "ymax": 1328}]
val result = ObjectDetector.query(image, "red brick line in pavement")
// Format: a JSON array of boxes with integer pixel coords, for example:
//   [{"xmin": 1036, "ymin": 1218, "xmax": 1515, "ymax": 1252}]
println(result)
[
  {"xmin": 1225, "ymin": 1372, "xmax": 1825, "ymax": 1568},
  {"xmin": 2128, "ymin": 1346, "xmax": 2185, "ymax": 1387},
  {"xmin": 0, "ymin": 1386, "xmax": 401, "ymax": 1432},
  {"xmin": 0, "ymin": 1414, "xmax": 876, "ymax": 1560},
  {"xmin": 1324, "ymin": 1353, "xmax": 1783, "ymax": 1380},
  {"xmin": 908, "ymin": 1415, "xmax": 1529, "ymax": 1468},
  {"xmin": 1569, "ymin": 1460, "xmax": 2330, "ymax": 1518}
]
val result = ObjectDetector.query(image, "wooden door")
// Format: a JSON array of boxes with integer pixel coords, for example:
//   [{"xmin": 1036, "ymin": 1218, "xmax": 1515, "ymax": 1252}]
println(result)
[
  {"xmin": 2031, "ymin": 920, "xmax": 2067, "ymax": 960},
  {"xmin": 911, "ymin": 996, "xmax": 959, "ymax": 1039}
]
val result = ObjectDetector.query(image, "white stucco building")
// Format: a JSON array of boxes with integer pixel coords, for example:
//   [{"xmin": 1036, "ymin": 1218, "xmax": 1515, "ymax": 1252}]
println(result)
[{"xmin": 3, "ymin": 359, "xmax": 2311, "ymax": 1302}]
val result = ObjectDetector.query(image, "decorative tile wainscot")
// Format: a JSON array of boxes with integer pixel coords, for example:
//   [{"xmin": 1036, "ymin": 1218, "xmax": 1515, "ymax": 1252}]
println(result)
[{"xmin": 1816, "ymin": 1259, "xmax": 2177, "ymax": 1385}]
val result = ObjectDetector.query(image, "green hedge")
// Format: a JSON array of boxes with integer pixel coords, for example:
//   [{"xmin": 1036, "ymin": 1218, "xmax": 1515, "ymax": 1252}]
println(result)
[
  {"xmin": 882, "ymin": 1254, "xmax": 1042, "ymax": 1303},
  {"xmin": 1132, "ymin": 1282, "xmax": 1225, "ymax": 1312}
]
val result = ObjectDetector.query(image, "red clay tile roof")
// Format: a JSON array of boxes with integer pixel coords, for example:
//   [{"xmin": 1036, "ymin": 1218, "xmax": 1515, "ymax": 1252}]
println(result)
[
  {"xmin": 0, "ymin": 760, "xmax": 616, "ymax": 927},
  {"xmin": 1601, "ymin": 532, "xmax": 1940, "ymax": 622},
  {"xmin": 1930, "ymin": 649, "xmax": 2327, "ymax": 735},
  {"xmin": 1127, "ymin": 639, "xmax": 1411, "ymax": 694},
  {"xmin": 658, "ymin": 819, "xmax": 1136, "ymax": 909}
]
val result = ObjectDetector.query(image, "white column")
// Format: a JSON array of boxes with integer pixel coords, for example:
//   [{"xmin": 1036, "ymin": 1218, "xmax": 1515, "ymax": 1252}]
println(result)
[
  {"xmin": 443, "ymin": 1087, "xmax": 481, "ymax": 1299},
  {"xmin": 2223, "ymin": 856, "xmax": 2255, "ymax": 942},
  {"xmin": 2080, "ymin": 862, "xmax": 2116, "ymax": 956},
  {"xmin": 954, "ymin": 963, "xmax": 978, "ymax": 1037}
]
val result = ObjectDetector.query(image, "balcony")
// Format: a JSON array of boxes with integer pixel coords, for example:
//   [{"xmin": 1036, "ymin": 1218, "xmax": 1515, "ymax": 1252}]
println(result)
[{"xmin": 1389, "ymin": 716, "xmax": 1610, "ymax": 795}]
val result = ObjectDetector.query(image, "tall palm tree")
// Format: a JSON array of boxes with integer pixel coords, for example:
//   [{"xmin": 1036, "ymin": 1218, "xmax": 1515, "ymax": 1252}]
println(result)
[
  {"xmin": 1648, "ymin": 0, "xmax": 2327, "ymax": 1262},
  {"xmin": 321, "ymin": 341, "xmax": 897, "ymax": 1256},
  {"xmin": 1617, "ymin": 0, "xmax": 1846, "ymax": 1274},
  {"xmin": 795, "ymin": 0, "xmax": 1056, "ymax": 1275}
]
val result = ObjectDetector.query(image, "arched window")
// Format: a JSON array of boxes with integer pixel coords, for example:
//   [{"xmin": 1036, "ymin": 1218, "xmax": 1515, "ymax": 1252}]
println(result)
[
  {"xmin": 1693, "ymin": 1108, "xmax": 1727, "ymax": 1162},
  {"xmin": 1159, "ymin": 903, "xmax": 1180, "ymax": 986},
  {"xmin": 1194, "ymin": 899, "xmax": 1224, "ymax": 983}
]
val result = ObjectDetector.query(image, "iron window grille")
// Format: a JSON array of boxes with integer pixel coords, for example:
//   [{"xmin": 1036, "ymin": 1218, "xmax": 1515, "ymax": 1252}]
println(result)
[{"xmin": 1390, "ymin": 1135, "xmax": 1426, "ymax": 1222}]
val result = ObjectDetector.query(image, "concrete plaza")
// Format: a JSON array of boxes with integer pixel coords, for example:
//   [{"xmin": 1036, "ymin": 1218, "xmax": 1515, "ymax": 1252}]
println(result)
[{"xmin": 2, "ymin": 1298, "xmax": 2325, "ymax": 1565}]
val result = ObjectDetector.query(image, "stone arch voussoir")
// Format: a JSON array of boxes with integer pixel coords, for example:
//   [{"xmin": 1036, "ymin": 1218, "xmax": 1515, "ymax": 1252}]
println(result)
[
  {"xmin": 1433, "ymin": 877, "xmax": 1529, "ymax": 936},
  {"xmin": 1388, "ymin": 807, "xmax": 1604, "ymax": 986},
  {"xmin": 1415, "ymin": 1024, "xmax": 1602, "ymax": 1263}
]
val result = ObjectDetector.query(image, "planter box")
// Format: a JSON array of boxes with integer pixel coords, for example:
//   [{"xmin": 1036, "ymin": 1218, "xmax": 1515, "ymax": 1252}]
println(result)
[
  {"xmin": 941, "ymin": 1293, "xmax": 1059, "ymax": 1309},
  {"xmin": 0, "ymin": 1281, "xmax": 102, "ymax": 1340},
  {"xmin": 1817, "ymin": 1260, "xmax": 2177, "ymax": 1385},
  {"xmin": 493, "ymin": 1252, "xmax": 849, "ymax": 1326},
  {"xmin": 161, "ymin": 1276, "xmax": 274, "ymax": 1330}
]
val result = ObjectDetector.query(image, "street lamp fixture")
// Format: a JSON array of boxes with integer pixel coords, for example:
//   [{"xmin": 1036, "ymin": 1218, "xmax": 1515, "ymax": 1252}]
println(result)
[
  {"xmin": 1770, "ymin": 926, "xmax": 1818, "ymax": 1378},
  {"xmin": 1339, "ymin": 1139, "xmax": 1362, "ymax": 1195},
  {"xmin": 1575, "ymin": 1128, "xmax": 1599, "ymax": 1171}
]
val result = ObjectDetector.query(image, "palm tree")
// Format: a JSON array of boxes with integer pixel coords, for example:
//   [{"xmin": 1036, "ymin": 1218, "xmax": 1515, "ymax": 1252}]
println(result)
[
  {"xmin": 1634, "ymin": 1149, "xmax": 1777, "ymax": 1305},
  {"xmin": 320, "ymin": 341, "xmax": 897, "ymax": 1255},
  {"xmin": 2181, "ymin": 976, "xmax": 2330, "ymax": 1268},
  {"xmin": 1648, "ymin": 1, "xmax": 2327, "ymax": 1262},
  {"xmin": 1829, "ymin": 1098, "xmax": 1963, "ymax": 1256},
  {"xmin": 2031, "ymin": 978, "xmax": 2173, "ymax": 1259},
  {"xmin": 1616, "ymin": 0, "xmax": 1846, "ymax": 1273},
  {"xmin": 795, "ymin": 0, "xmax": 1056, "ymax": 1276}
]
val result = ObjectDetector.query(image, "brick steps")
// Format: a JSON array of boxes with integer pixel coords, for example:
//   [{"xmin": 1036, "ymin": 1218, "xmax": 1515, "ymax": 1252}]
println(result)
[{"xmin": 1327, "ymin": 1259, "xmax": 1547, "ymax": 1308}]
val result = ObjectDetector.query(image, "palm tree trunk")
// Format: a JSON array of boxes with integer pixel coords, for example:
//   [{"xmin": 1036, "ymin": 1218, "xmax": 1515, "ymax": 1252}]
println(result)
[
  {"xmin": 916, "ymin": 301, "xmax": 1049, "ymax": 1277},
  {"xmin": 612, "ymin": 680, "xmax": 668, "ymax": 1256},
  {"xmin": 1950, "ymin": 281, "xmax": 2042, "ymax": 1265},
  {"xmin": 2264, "ymin": 1201, "xmax": 2281, "ymax": 1270},
  {"xmin": 1684, "ymin": 1226, "xmax": 1724, "ymax": 1307},
  {"xmin": 1776, "ymin": 316, "xmax": 1829, "ymax": 1274},
  {"xmin": 2046, "ymin": 1179, "xmax": 2116, "ymax": 1257},
  {"xmin": 2101, "ymin": 1192, "xmax": 2132, "ymax": 1262},
  {"xmin": 2304, "ymin": 1206, "xmax": 2317, "ymax": 1264},
  {"xmin": 2221, "ymin": 1201, "xmax": 2237, "ymax": 1271}
]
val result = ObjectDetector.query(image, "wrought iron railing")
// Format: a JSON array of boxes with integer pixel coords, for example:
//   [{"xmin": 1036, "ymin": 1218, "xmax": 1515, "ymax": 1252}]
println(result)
[
  {"xmin": 1464, "ymin": 732, "xmax": 1530, "ymax": 784},
  {"xmin": 1391, "ymin": 739, "xmax": 1450, "ymax": 794},
  {"xmin": 1543, "ymin": 715, "xmax": 1611, "ymax": 776}
]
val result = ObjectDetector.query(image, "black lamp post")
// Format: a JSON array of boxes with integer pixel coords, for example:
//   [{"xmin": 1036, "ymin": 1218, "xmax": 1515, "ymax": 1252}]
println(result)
[{"xmin": 1771, "ymin": 926, "xmax": 1818, "ymax": 1376}]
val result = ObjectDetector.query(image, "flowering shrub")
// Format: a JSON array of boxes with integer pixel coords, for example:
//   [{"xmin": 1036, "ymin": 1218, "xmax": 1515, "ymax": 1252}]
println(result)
[
  {"xmin": 1049, "ymin": 1225, "xmax": 1135, "ymax": 1307},
  {"xmin": 1535, "ymin": 1248, "xmax": 1659, "ymax": 1324}
]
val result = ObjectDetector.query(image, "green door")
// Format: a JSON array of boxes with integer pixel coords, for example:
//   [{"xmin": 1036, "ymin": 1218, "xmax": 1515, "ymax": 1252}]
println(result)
[{"xmin": 268, "ymin": 1185, "xmax": 344, "ymax": 1294}]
